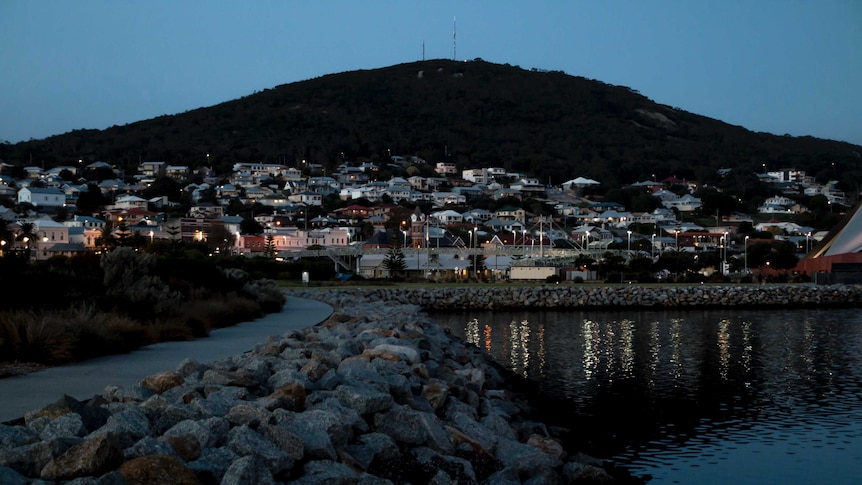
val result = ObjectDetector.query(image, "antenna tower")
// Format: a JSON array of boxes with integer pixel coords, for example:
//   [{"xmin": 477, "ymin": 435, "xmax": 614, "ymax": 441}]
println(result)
[{"xmin": 453, "ymin": 17, "xmax": 456, "ymax": 60}]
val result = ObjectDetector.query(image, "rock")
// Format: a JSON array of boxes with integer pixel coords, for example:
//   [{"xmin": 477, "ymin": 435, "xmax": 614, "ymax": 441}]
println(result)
[
  {"xmin": 335, "ymin": 383, "xmax": 393, "ymax": 415},
  {"xmin": 187, "ymin": 446, "xmax": 238, "ymax": 484},
  {"xmin": 25, "ymin": 394, "xmax": 110, "ymax": 433},
  {"xmin": 117, "ymin": 454, "xmax": 199, "ymax": 485},
  {"xmin": 162, "ymin": 433, "xmax": 201, "ymax": 462},
  {"xmin": 221, "ymin": 455, "xmax": 275, "ymax": 485},
  {"xmin": 40, "ymin": 433, "xmax": 123, "ymax": 481},
  {"xmin": 140, "ymin": 371, "xmax": 184, "ymax": 394},
  {"xmin": 0, "ymin": 466, "xmax": 29, "ymax": 485},
  {"xmin": 227, "ymin": 425, "xmax": 293, "ymax": 475}
]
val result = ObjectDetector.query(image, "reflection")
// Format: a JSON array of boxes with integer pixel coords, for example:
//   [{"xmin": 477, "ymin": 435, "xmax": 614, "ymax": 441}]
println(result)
[
  {"xmin": 583, "ymin": 319, "xmax": 598, "ymax": 380},
  {"xmin": 718, "ymin": 318, "xmax": 730, "ymax": 380},
  {"xmin": 439, "ymin": 307, "xmax": 862, "ymax": 474}
]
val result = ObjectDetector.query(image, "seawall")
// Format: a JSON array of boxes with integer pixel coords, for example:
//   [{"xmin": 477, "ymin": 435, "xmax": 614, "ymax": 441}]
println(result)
[{"xmin": 292, "ymin": 283, "xmax": 862, "ymax": 311}]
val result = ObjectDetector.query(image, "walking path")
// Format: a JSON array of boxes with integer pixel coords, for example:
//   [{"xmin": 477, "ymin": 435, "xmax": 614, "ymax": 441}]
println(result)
[{"xmin": 0, "ymin": 296, "xmax": 332, "ymax": 424}]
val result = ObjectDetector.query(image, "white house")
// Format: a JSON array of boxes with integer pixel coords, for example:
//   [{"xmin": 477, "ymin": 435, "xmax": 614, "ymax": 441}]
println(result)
[
  {"xmin": 288, "ymin": 191, "xmax": 323, "ymax": 206},
  {"xmin": 662, "ymin": 194, "xmax": 702, "ymax": 212},
  {"xmin": 114, "ymin": 194, "xmax": 148, "ymax": 210},
  {"xmin": 432, "ymin": 210, "xmax": 464, "ymax": 225},
  {"xmin": 462, "ymin": 168, "xmax": 490, "ymax": 184},
  {"xmin": 435, "ymin": 162, "xmax": 457, "ymax": 175},
  {"xmin": 17, "ymin": 187, "xmax": 66, "ymax": 208}
]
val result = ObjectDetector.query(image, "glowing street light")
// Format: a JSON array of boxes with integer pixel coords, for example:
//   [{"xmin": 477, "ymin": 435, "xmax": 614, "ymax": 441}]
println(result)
[
  {"xmin": 651, "ymin": 233, "xmax": 656, "ymax": 258},
  {"xmin": 627, "ymin": 230, "xmax": 632, "ymax": 252},
  {"xmin": 744, "ymin": 235, "xmax": 750, "ymax": 274}
]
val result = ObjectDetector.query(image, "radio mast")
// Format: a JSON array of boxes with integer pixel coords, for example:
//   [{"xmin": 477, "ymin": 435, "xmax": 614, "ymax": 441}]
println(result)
[{"xmin": 453, "ymin": 17, "xmax": 456, "ymax": 60}]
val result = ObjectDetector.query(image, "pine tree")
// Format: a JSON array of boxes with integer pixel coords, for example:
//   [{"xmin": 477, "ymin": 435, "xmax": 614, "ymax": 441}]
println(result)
[
  {"xmin": 263, "ymin": 234, "xmax": 277, "ymax": 259},
  {"xmin": 382, "ymin": 245, "xmax": 407, "ymax": 278}
]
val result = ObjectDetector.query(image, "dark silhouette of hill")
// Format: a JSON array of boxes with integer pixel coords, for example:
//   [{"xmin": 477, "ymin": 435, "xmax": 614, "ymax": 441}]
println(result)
[{"xmin": 2, "ymin": 59, "xmax": 860, "ymax": 187}]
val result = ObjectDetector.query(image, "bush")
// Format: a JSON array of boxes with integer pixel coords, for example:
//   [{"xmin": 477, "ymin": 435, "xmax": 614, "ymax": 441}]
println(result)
[
  {"xmin": 0, "ymin": 311, "xmax": 74, "ymax": 364},
  {"xmin": 242, "ymin": 279, "xmax": 287, "ymax": 313}
]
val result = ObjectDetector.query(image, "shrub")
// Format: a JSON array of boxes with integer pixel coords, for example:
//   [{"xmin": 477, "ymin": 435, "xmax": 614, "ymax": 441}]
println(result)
[
  {"xmin": 0, "ymin": 311, "xmax": 74, "ymax": 364},
  {"xmin": 242, "ymin": 279, "xmax": 287, "ymax": 313}
]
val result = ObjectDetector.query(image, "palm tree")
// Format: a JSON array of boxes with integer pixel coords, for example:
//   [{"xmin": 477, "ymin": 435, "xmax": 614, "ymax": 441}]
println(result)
[{"xmin": 95, "ymin": 226, "xmax": 116, "ymax": 252}]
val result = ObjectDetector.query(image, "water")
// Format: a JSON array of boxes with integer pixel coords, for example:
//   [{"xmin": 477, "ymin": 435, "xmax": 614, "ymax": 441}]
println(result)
[{"xmin": 434, "ymin": 308, "xmax": 862, "ymax": 484}]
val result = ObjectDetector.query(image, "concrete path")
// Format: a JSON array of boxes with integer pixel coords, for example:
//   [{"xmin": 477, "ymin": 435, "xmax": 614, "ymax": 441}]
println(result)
[{"xmin": 0, "ymin": 296, "xmax": 332, "ymax": 424}]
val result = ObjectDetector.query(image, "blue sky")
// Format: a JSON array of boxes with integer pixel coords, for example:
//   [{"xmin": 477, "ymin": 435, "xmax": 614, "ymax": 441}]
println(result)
[{"xmin": 1, "ymin": 1, "xmax": 860, "ymax": 146}]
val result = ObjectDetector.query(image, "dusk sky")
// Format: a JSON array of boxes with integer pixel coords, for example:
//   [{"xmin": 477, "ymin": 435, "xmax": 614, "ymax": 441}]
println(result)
[{"xmin": 2, "ymin": 1, "xmax": 860, "ymax": 147}]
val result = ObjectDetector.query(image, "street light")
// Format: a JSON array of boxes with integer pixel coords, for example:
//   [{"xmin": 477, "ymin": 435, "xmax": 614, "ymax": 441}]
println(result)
[
  {"xmin": 651, "ymin": 233, "xmax": 656, "ymax": 258},
  {"xmin": 722, "ymin": 232, "xmax": 728, "ymax": 275},
  {"xmin": 627, "ymin": 230, "xmax": 632, "ymax": 252},
  {"xmin": 744, "ymin": 235, "xmax": 750, "ymax": 274}
]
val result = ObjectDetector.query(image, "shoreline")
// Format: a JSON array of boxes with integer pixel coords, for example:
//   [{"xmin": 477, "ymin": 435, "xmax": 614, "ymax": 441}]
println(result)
[
  {"xmin": 288, "ymin": 282, "xmax": 862, "ymax": 311},
  {"xmin": 0, "ymin": 292, "xmax": 639, "ymax": 483}
]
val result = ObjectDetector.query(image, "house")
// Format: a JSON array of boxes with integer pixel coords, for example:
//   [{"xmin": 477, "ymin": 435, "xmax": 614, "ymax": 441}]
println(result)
[
  {"xmin": 138, "ymin": 161, "xmax": 167, "ymax": 177},
  {"xmin": 65, "ymin": 215, "xmax": 106, "ymax": 230},
  {"xmin": 31, "ymin": 217, "xmax": 72, "ymax": 260},
  {"xmin": 190, "ymin": 203, "xmax": 225, "ymax": 219},
  {"xmin": 165, "ymin": 165, "xmax": 189, "ymax": 180},
  {"xmin": 17, "ymin": 187, "xmax": 66, "ymax": 208},
  {"xmin": 288, "ymin": 191, "xmax": 323, "ymax": 206},
  {"xmin": 662, "ymin": 194, "xmax": 703, "ymax": 212},
  {"xmin": 114, "ymin": 194, "xmax": 148, "ymax": 210},
  {"xmin": 431, "ymin": 192, "xmax": 466, "ymax": 207},
  {"xmin": 431, "ymin": 210, "xmax": 464, "ymax": 225},
  {"xmin": 462, "ymin": 168, "xmax": 490, "ymax": 184},
  {"xmin": 491, "ymin": 188, "xmax": 522, "ymax": 201},
  {"xmin": 435, "ymin": 162, "xmax": 457, "ymax": 175},
  {"xmin": 462, "ymin": 208, "xmax": 494, "ymax": 224},
  {"xmin": 509, "ymin": 178, "xmax": 545, "ymax": 196},
  {"xmin": 494, "ymin": 206, "xmax": 526, "ymax": 223}
]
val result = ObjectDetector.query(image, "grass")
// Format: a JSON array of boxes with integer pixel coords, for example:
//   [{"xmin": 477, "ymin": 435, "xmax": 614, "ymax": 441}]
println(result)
[{"xmin": 0, "ymin": 294, "xmax": 270, "ymax": 367}]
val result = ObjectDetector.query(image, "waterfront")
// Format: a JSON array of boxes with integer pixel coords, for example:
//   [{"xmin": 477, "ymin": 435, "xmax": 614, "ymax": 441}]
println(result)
[{"xmin": 435, "ymin": 308, "xmax": 862, "ymax": 484}]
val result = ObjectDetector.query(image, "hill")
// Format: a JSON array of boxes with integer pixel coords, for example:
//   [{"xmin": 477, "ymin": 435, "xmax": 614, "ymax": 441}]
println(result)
[{"xmin": 2, "ymin": 59, "xmax": 860, "ymax": 188}]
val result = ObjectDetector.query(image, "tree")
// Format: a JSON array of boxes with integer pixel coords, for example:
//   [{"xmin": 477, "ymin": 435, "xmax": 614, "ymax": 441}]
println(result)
[
  {"xmin": 382, "ymin": 245, "xmax": 407, "ymax": 278},
  {"xmin": 76, "ymin": 184, "xmax": 109, "ymax": 216},
  {"xmin": 263, "ymin": 234, "xmax": 277, "ymax": 259},
  {"xmin": 95, "ymin": 226, "xmax": 116, "ymax": 251},
  {"xmin": 241, "ymin": 217, "xmax": 264, "ymax": 235},
  {"xmin": 467, "ymin": 253, "xmax": 486, "ymax": 280},
  {"xmin": 747, "ymin": 241, "xmax": 799, "ymax": 271}
]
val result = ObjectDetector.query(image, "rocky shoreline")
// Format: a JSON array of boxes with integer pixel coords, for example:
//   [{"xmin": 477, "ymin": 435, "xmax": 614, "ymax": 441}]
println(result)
[
  {"xmin": 300, "ymin": 283, "xmax": 862, "ymax": 310},
  {"xmin": 0, "ymin": 289, "xmax": 637, "ymax": 484}
]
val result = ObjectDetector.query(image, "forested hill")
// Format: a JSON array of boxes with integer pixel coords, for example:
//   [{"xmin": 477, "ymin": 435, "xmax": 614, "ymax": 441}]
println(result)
[{"xmin": 2, "ymin": 59, "xmax": 860, "ymax": 187}]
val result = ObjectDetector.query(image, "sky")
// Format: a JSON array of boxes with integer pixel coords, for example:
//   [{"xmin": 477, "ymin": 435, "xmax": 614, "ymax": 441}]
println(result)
[{"xmin": 1, "ymin": 1, "xmax": 861, "ymax": 147}]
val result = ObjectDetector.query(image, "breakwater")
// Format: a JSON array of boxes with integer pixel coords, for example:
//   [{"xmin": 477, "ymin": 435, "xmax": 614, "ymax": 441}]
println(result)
[
  {"xmin": 0, "ymin": 292, "xmax": 627, "ymax": 484},
  {"xmin": 297, "ymin": 283, "xmax": 862, "ymax": 310}
]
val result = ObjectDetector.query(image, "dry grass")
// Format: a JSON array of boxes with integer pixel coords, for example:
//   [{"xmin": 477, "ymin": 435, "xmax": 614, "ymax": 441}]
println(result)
[{"xmin": 0, "ymin": 291, "xmax": 276, "ymax": 368}]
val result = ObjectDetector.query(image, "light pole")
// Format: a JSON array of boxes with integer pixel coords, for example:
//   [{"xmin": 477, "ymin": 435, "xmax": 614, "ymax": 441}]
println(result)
[
  {"xmin": 806, "ymin": 232, "xmax": 811, "ymax": 253},
  {"xmin": 651, "ymin": 233, "xmax": 656, "ymax": 258},
  {"xmin": 627, "ymin": 230, "xmax": 632, "ymax": 252},
  {"xmin": 722, "ymin": 232, "xmax": 728, "ymax": 275},
  {"xmin": 744, "ymin": 235, "xmax": 750, "ymax": 274}
]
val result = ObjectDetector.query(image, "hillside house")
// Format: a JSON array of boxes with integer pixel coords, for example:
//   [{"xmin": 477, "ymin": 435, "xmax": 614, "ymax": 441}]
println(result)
[{"xmin": 17, "ymin": 187, "xmax": 66, "ymax": 208}]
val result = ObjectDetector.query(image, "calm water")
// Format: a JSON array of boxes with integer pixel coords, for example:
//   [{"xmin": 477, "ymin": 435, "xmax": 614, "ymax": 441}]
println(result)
[{"xmin": 434, "ymin": 308, "xmax": 862, "ymax": 484}]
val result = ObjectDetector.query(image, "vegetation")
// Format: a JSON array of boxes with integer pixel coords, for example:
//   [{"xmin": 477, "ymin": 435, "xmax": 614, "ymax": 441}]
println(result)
[
  {"xmin": 0, "ymin": 247, "xmax": 286, "ymax": 366},
  {"xmin": 2, "ymin": 60, "xmax": 859, "ymax": 194}
]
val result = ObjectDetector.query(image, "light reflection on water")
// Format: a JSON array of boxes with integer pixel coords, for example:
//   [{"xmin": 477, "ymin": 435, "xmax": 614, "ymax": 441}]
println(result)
[{"xmin": 435, "ymin": 308, "xmax": 862, "ymax": 484}]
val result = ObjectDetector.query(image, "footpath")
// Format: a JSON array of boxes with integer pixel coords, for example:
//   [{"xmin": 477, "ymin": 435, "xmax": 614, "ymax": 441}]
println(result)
[{"xmin": 0, "ymin": 296, "xmax": 332, "ymax": 424}]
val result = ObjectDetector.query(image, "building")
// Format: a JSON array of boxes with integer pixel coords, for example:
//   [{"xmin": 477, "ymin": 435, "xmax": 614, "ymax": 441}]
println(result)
[{"xmin": 17, "ymin": 187, "xmax": 66, "ymax": 208}]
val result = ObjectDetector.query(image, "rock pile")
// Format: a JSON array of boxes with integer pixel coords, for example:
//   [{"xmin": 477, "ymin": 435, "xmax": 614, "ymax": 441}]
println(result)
[
  {"xmin": 0, "ymin": 293, "xmax": 626, "ymax": 484},
  {"xmin": 291, "ymin": 283, "xmax": 862, "ymax": 311}
]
